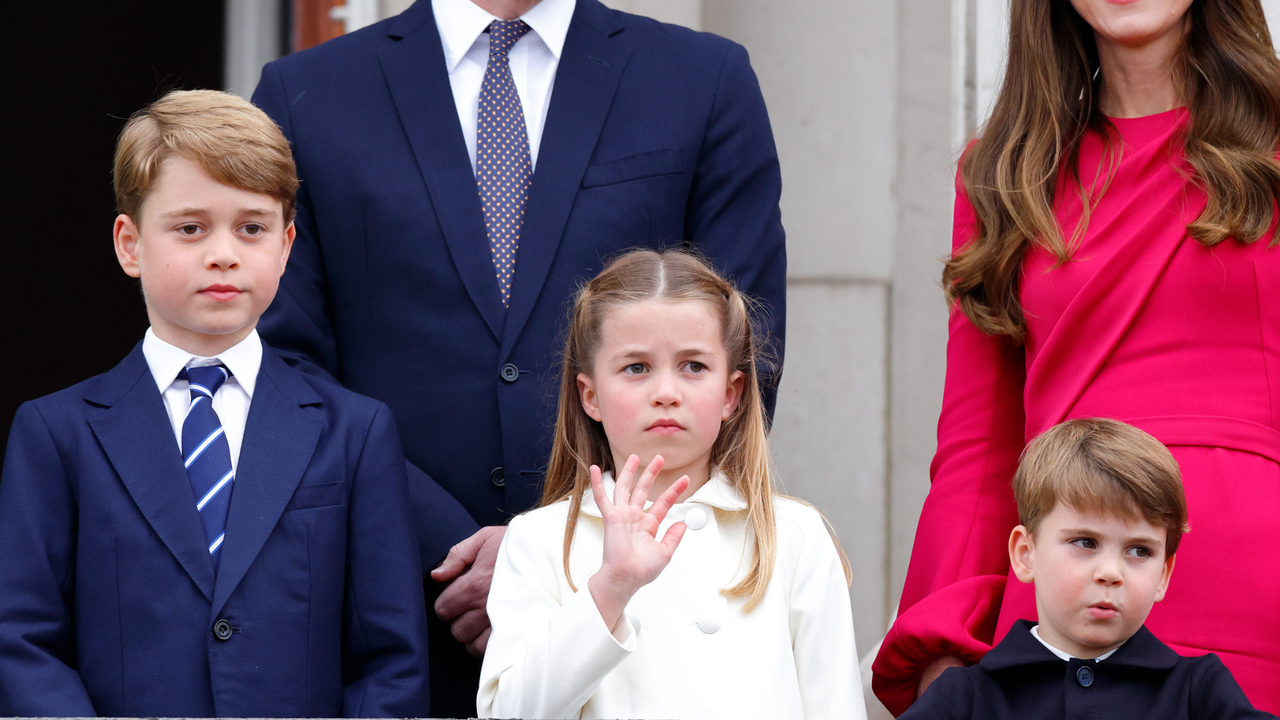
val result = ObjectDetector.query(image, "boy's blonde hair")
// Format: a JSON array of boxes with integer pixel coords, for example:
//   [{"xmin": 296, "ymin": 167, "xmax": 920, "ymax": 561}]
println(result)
[
  {"xmin": 1013, "ymin": 418, "xmax": 1189, "ymax": 555},
  {"xmin": 542, "ymin": 249, "xmax": 830, "ymax": 612},
  {"xmin": 113, "ymin": 89, "xmax": 298, "ymax": 221}
]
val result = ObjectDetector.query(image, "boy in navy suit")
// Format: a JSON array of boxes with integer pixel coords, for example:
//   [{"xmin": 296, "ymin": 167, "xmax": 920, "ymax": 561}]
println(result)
[
  {"xmin": 902, "ymin": 418, "xmax": 1274, "ymax": 719},
  {"xmin": 0, "ymin": 90, "xmax": 429, "ymax": 717}
]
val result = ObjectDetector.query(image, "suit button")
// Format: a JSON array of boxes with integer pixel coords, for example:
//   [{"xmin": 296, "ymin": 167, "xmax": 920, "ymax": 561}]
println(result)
[
  {"xmin": 490, "ymin": 467, "xmax": 506, "ymax": 487},
  {"xmin": 213, "ymin": 619, "xmax": 233, "ymax": 641},
  {"xmin": 684, "ymin": 507, "xmax": 708, "ymax": 530},
  {"xmin": 1076, "ymin": 665, "xmax": 1094, "ymax": 687},
  {"xmin": 500, "ymin": 363, "xmax": 520, "ymax": 383}
]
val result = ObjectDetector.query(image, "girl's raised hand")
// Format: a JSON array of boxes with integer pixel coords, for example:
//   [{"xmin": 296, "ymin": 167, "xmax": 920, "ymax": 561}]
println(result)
[{"xmin": 587, "ymin": 454, "xmax": 690, "ymax": 632}]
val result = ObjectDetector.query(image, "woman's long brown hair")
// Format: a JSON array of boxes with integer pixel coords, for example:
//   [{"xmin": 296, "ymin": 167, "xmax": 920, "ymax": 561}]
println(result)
[
  {"xmin": 947, "ymin": 0, "xmax": 1280, "ymax": 341},
  {"xmin": 540, "ymin": 249, "xmax": 795, "ymax": 612}
]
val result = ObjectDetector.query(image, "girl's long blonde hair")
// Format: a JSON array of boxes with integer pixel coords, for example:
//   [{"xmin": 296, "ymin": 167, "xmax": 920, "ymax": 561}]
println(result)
[
  {"xmin": 947, "ymin": 0, "xmax": 1280, "ymax": 342},
  {"xmin": 541, "ymin": 249, "xmax": 779, "ymax": 611}
]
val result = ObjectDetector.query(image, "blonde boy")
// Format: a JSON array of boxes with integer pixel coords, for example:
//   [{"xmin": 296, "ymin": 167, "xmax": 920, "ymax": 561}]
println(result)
[
  {"xmin": 0, "ymin": 90, "xmax": 428, "ymax": 717},
  {"xmin": 901, "ymin": 418, "xmax": 1274, "ymax": 719}
]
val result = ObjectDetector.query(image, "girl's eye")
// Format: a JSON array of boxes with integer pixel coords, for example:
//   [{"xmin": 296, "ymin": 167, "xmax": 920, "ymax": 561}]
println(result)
[
  {"xmin": 1069, "ymin": 537, "xmax": 1097, "ymax": 550},
  {"xmin": 623, "ymin": 363, "xmax": 646, "ymax": 375},
  {"xmin": 685, "ymin": 361, "xmax": 706, "ymax": 373}
]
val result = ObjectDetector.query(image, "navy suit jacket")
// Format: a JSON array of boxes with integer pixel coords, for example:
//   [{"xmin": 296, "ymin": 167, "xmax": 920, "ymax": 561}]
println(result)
[
  {"xmin": 901, "ymin": 620, "xmax": 1276, "ymax": 720},
  {"xmin": 251, "ymin": 0, "xmax": 786, "ymax": 533},
  {"xmin": 0, "ymin": 341, "xmax": 429, "ymax": 718}
]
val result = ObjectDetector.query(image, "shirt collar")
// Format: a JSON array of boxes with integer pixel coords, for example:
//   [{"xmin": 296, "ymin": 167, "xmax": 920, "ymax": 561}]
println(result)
[
  {"xmin": 142, "ymin": 328, "xmax": 263, "ymax": 398},
  {"xmin": 1030, "ymin": 624, "xmax": 1119, "ymax": 663},
  {"xmin": 580, "ymin": 468, "xmax": 749, "ymax": 518},
  {"xmin": 432, "ymin": 0, "xmax": 576, "ymax": 73},
  {"xmin": 982, "ymin": 619, "xmax": 1177, "ymax": 671}
]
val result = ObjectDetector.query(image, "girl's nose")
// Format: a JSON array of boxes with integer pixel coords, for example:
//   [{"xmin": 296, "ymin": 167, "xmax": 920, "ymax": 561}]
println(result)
[{"xmin": 650, "ymin": 369, "xmax": 681, "ymax": 406}]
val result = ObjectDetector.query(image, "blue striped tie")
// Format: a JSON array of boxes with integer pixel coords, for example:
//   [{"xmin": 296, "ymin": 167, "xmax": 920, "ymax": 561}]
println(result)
[
  {"xmin": 477, "ymin": 19, "xmax": 533, "ymax": 307},
  {"xmin": 180, "ymin": 365, "xmax": 234, "ymax": 572}
]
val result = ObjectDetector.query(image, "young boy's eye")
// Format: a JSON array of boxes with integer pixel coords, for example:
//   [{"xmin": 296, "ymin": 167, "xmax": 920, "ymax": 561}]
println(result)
[
  {"xmin": 1126, "ymin": 545, "xmax": 1152, "ymax": 559},
  {"xmin": 242, "ymin": 223, "xmax": 264, "ymax": 236},
  {"xmin": 1069, "ymin": 537, "xmax": 1097, "ymax": 550},
  {"xmin": 177, "ymin": 224, "xmax": 202, "ymax": 236}
]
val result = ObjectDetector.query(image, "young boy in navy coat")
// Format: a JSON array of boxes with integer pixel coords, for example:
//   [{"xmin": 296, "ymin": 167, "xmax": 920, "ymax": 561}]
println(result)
[
  {"xmin": 0, "ymin": 90, "xmax": 429, "ymax": 717},
  {"xmin": 902, "ymin": 418, "xmax": 1274, "ymax": 720}
]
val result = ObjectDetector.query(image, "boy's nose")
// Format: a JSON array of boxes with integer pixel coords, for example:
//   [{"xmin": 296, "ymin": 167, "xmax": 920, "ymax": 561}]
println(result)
[
  {"xmin": 205, "ymin": 231, "xmax": 241, "ymax": 269},
  {"xmin": 1093, "ymin": 556, "xmax": 1123, "ymax": 585}
]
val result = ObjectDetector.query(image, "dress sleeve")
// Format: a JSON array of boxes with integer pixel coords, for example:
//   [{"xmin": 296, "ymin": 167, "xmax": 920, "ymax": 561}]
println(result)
[
  {"xmin": 871, "ymin": 171, "xmax": 1027, "ymax": 716},
  {"xmin": 785, "ymin": 506, "xmax": 867, "ymax": 720},
  {"xmin": 476, "ymin": 513, "xmax": 635, "ymax": 719}
]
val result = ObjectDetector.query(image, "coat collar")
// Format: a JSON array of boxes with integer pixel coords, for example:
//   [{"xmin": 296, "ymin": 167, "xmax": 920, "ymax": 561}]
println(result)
[
  {"xmin": 86, "ymin": 340, "xmax": 323, "ymax": 613},
  {"xmin": 379, "ymin": 0, "xmax": 629, "ymax": 353},
  {"xmin": 981, "ymin": 619, "xmax": 1181, "ymax": 672},
  {"xmin": 579, "ymin": 468, "xmax": 748, "ymax": 518}
]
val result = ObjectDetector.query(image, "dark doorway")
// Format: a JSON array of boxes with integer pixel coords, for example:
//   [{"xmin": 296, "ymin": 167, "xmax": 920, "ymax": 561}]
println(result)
[{"xmin": 4, "ymin": 3, "xmax": 226, "ymax": 458}]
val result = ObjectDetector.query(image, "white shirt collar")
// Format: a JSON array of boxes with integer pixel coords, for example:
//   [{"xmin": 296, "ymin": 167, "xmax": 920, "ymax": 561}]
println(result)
[
  {"xmin": 142, "ymin": 328, "xmax": 263, "ymax": 398},
  {"xmin": 580, "ymin": 468, "xmax": 749, "ymax": 518},
  {"xmin": 432, "ymin": 0, "xmax": 575, "ymax": 73},
  {"xmin": 1030, "ymin": 624, "xmax": 1120, "ymax": 663}
]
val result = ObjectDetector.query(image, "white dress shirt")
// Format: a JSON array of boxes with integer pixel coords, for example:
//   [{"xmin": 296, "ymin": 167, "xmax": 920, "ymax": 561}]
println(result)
[
  {"xmin": 1030, "ymin": 624, "xmax": 1120, "ymax": 663},
  {"xmin": 432, "ymin": 0, "xmax": 576, "ymax": 173},
  {"xmin": 142, "ymin": 328, "xmax": 262, "ymax": 472},
  {"xmin": 479, "ymin": 471, "xmax": 867, "ymax": 720}
]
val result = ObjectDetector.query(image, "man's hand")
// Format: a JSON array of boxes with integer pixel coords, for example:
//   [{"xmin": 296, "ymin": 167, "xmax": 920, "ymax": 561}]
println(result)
[{"xmin": 430, "ymin": 525, "xmax": 506, "ymax": 657}]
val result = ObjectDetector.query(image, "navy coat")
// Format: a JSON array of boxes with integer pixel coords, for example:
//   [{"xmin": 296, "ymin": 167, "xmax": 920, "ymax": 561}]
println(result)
[
  {"xmin": 0, "ymin": 341, "xmax": 429, "ymax": 717},
  {"xmin": 901, "ymin": 619, "xmax": 1276, "ymax": 720}
]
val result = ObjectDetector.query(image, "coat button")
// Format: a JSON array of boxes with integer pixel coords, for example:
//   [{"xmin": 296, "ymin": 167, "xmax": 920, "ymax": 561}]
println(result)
[
  {"xmin": 696, "ymin": 615, "xmax": 721, "ymax": 634},
  {"xmin": 684, "ymin": 507, "xmax": 708, "ymax": 530},
  {"xmin": 1076, "ymin": 665, "xmax": 1094, "ymax": 687},
  {"xmin": 490, "ymin": 467, "xmax": 505, "ymax": 487},
  {"xmin": 500, "ymin": 363, "xmax": 520, "ymax": 383},
  {"xmin": 213, "ymin": 619, "xmax": 233, "ymax": 641}
]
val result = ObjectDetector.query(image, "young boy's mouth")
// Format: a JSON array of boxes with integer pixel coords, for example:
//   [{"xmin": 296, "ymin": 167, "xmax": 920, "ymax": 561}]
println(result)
[
  {"xmin": 1087, "ymin": 602, "xmax": 1119, "ymax": 619},
  {"xmin": 200, "ymin": 284, "xmax": 243, "ymax": 301}
]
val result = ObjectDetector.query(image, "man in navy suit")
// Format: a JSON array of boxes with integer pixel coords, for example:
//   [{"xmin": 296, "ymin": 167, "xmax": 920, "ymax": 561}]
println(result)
[
  {"xmin": 251, "ymin": 0, "xmax": 785, "ymax": 713},
  {"xmin": 0, "ymin": 90, "xmax": 428, "ymax": 717}
]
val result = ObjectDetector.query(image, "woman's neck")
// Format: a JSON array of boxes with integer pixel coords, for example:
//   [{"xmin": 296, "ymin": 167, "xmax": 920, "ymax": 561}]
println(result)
[{"xmin": 1095, "ymin": 23, "xmax": 1186, "ymax": 118}]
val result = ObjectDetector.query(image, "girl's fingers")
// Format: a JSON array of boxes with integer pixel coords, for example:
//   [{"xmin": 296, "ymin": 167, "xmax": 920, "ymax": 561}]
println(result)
[
  {"xmin": 630, "ymin": 455, "xmax": 665, "ymax": 509},
  {"xmin": 613, "ymin": 454, "xmax": 641, "ymax": 507},
  {"xmin": 658, "ymin": 521, "xmax": 687, "ymax": 559},
  {"xmin": 589, "ymin": 465, "xmax": 612, "ymax": 513},
  {"xmin": 646, "ymin": 474, "xmax": 689, "ymax": 524}
]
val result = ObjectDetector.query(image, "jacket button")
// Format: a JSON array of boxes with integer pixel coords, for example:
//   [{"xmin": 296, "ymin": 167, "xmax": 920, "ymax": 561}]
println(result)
[
  {"xmin": 1076, "ymin": 665, "xmax": 1094, "ymax": 687},
  {"xmin": 490, "ymin": 467, "xmax": 506, "ymax": 487},
  {"xmin": 684, "ymin": 507, "xmax": 708, "ymax": 530},
  {"xmin": 213, "ymin": 619, "xmax": 233, "ymax": 641},
  {"xmin": 500, "ymin": 363, "xmax": 520, "ymax": 383},
  {"xmin": 697, "ymin": 615, "xmax": 721, "ymax": 634}
]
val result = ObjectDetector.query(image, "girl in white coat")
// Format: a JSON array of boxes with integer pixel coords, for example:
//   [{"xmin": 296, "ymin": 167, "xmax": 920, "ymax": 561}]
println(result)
[{"xmin": 478, "ymin": 249, "xmax": 865, "ymax": 720}]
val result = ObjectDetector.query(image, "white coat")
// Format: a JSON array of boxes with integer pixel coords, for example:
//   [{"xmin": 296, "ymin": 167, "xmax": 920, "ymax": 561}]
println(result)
[{"xmin": 478, "ymin": 472, "xmax": 866, "ymax": 719}]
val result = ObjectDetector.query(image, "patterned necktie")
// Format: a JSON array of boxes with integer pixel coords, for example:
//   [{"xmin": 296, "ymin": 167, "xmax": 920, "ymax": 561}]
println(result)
[
  {"xmin": 477, "ymin": 19, "xmax": 533, "ymax": 307},
  {"xmin": 179, "ymin": 365, "xmax": 234, "ymax": 572}
]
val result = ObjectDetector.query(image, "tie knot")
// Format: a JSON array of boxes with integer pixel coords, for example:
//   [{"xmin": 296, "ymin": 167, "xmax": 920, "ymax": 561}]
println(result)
[
  {"xmin": 182, "ymin": 365, "xmax": 231, "ymax": 399},
  {"xmin": 488, "ymin": 19, "xmax": 531, "ymax": 58}
]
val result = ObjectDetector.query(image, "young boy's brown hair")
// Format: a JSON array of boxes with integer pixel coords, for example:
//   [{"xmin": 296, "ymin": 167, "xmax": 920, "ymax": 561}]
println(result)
[
  {"xmin": 1012, "ymin": 417, "xmax": 1188, "ymax": 553},
  {"xmin": 113, "ymin": 89, "xmax": 298, "ymax": 221}
]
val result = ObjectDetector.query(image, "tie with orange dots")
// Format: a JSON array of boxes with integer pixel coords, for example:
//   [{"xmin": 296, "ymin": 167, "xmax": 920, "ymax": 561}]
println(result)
[{"xmin": 477, "ymin": 19, "xmax": 533, "ymax": 307}]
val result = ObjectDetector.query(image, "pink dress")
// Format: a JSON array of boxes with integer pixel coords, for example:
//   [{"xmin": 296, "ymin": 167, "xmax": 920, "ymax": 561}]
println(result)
[{"xmin": 873, "ymin": 108, "xmax": 1280, "ymax": 716}]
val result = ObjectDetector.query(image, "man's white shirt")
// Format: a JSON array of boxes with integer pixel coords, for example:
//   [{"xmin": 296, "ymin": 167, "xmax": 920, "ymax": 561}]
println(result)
[
  {"xmin": 142, "ymin": 327, "xmax": 261, "ymax": 472},
  {"xmin": 432, "ymin": 0, "xmax": 576, "ymax": 174}
]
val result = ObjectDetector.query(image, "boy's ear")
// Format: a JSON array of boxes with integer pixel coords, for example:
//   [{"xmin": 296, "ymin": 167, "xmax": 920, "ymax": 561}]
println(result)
[
  {"xmin": 113, "ymin": 214, "xmax": 142, "ymax": 278},
  {"xmin": 577, "ymin": 373, "xmax": 602, "ymax": 422},
  {"xmin": 278, "ymin": 220, "xmax": 296, "ymax": 276},
  {"xmin": 722, "ymin": 370, "xmax": 745, "ymax": 421},
  {"xmin": 1153, "ymin": 553, "xmax": 1176, "ymax": 603},
  {"xmin": 1009, "ymin": 525, "xmax": 1036, "ymax": 584}
]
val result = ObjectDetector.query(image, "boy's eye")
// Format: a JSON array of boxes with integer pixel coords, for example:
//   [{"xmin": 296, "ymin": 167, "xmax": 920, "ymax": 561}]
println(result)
[
  {"xmin": 242, "ymin": 223, "xmax": 264, "ymax": 236},
  {"xmin": 1126, "ymin": 545, "xmax": 1152, "ymax": 559},
  {"xmin": 177, "ymin": 224, "xmax": 202, "ymax": 235},
  {"xmin": 1069, "ymin": 537, "xmax": 1097, "ymax": 550}
]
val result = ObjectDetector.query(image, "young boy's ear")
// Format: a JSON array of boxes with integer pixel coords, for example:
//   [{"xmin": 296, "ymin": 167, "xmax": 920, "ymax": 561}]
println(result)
[
  {"xmin": 278, "ymin": 220, "xmax": 296, "ymax": 276},
  {"xmin": 113, "ymin": 214, "xmax": 142, "ymax": 278},
  {"xmin": 578, "ymin": 373, "xmax": 602, "ymax": 422},
  {"xmin": 1153, "ymin": 552, "xmax": 1176, "ymax": 603},
  {"xmin": 1009, "ymin": 525, "xmax": 1036, "ymax": 584}
]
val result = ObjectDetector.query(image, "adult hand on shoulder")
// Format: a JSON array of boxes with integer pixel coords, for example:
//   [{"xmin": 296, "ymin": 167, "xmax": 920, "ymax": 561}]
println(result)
[
  {"xmin": 431, "ymin": 525, "xmax": 507, "ymax": 657},
  {"xmin": 918, "ymin": 655, "xmax": 965, "ymax": 699}
]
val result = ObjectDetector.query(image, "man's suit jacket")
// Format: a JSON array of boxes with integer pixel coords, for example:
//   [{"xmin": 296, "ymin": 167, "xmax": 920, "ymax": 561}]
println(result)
[
  {"xmin": 250, "ymin": 0, "xmax": 786, "ymax": 534},
  {"xmin": 0, "ymin": 341, "xmax": 429, "ymax": 718},
  {"xmin": 899, "ymin": 620, "xmax": 1276, "ymax": 720}
]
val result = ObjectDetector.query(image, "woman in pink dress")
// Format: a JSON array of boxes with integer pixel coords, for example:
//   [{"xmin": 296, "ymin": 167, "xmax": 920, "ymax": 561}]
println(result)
[{"xmin": 873, "ymin": 0, "xmax": 1280, "ymax": 715}]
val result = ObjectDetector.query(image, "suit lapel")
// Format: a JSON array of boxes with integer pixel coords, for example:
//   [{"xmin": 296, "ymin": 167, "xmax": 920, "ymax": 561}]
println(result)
[
  {"xmin": 501, "ymin": 0, "xmax": 630, "ymax": 358},
  {"xmin": 211, "ymin": 347, "xmax": 322, "ymax": 617},
  {"xmin": 87, "ymin": 343, "xmax": 216, "ymax": 601},
  {"xmin": 378, "ymin": 2, "xmax": 506, "ymax": 340}
]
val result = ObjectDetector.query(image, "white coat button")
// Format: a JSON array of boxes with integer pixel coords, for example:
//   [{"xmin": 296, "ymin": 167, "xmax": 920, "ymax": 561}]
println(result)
[
  {"xmin": 684, "ymin": 507, "xmax": 708, "ymax": 530},
  {"xmin": 697, "ymin": 615, "xmax": 721, "ymax": 634}
]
